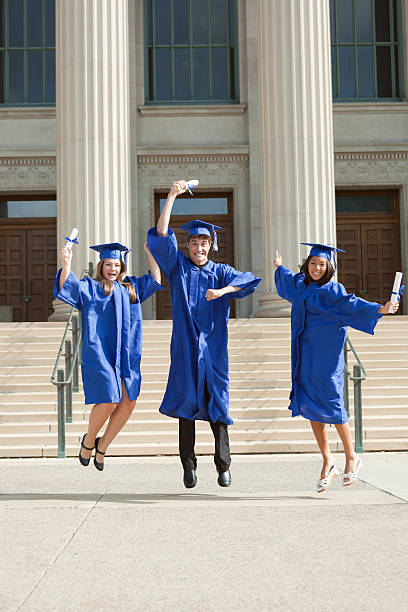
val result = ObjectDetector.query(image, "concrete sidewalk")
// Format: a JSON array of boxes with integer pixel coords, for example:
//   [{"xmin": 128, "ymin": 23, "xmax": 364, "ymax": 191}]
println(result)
[{"xmin": 0, "ymin": 453, "xmax": 407, "ymax": 612}]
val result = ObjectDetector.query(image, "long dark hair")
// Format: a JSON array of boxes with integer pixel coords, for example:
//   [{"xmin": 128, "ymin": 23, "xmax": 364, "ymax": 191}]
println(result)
[
  {"xmin": 300, "ymin": 255, "xmax": 335, "ymax": 287},
  {"xmin": 95, "ymin": 259, "xmax": 138, "ymax": 303}
]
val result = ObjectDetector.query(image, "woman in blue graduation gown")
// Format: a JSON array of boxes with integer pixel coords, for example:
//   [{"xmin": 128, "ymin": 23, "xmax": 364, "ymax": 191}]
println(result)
[
  {"xmin": 274, "ymin": 243, "xmax": 398, "ymax": 491},
  {"xmin": 147, "ymin": 181, "xmax": 261, "ymax": 489},
  {"xmin": 53, "ymin": 240, "xmax": 163, "ymax": 470}
]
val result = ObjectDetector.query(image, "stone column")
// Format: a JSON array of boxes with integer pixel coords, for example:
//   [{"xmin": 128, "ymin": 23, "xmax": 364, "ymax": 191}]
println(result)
[
  {"xmin": 51, "ymin": 0, "xmax": 131, "ymax": 319},
  {"xmin": 256, "ymin": 0, "xmax": 336, "ymax": 317}
]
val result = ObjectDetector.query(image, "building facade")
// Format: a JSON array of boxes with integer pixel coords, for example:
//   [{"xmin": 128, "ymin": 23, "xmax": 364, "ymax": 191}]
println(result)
[{"xmin": 0, "ymin": 0, "xmax": 407, "ymax": 321}]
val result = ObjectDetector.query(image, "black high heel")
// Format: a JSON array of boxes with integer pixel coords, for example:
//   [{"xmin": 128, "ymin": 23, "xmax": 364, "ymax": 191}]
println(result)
[
  {"xmin": 94, "ymin": 437, "xmax": 106, "ymax": 471},
  {"xmin": 79, "ymin": 434, "xmax": 94, "ymax": 467}
]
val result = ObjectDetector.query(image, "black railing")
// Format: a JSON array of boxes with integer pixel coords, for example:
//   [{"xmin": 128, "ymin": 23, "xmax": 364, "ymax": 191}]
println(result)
[
  {"xmin": 344, "ymin": 337, "xmax": 367, "ymax": 454},
  {"xmin": 50, "ymin": 263, "xmax": 93, "ymax": 457}
]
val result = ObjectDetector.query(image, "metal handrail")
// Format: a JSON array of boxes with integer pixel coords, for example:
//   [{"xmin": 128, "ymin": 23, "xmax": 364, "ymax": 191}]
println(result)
[
  {"xmin": 50, "ymin": 307, "xmax": 78, "ymax": 385},
  {"xmin": 344, "ymin": 336, "xmax": 366, "ymax": 454},
  {"xmin": 344, "ymin": 336, "xmax": 367, "ymax": 379},
  {"xmin": 50, "ymin": 263, "xmax": 93, "ymax": 457}
]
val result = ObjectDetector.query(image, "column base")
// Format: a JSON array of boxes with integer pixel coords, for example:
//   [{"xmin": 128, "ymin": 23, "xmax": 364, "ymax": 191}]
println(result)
[
  {"xmin": 255, "ymin": 294, "xmax": 291, "ymax": 318},
  {"xmin": 48, "ymin": 299, "xmax": 72, "ymax": 322}
]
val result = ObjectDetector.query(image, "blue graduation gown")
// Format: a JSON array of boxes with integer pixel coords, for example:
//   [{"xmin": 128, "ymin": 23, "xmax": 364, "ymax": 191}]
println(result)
[
  {"xmin": 275, "ymin": 265, "xmax": 382, "ymax": 424},
  {"xmin": 53, "ymin": 270, "xmax": 163, "ymax": 404},
  {"xmin": 147, "ymin": 227, "xmax": 262, "ymax": 425}
]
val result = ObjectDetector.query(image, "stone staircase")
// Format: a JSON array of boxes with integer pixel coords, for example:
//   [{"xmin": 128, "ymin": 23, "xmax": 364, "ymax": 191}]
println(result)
[{"xmin": 0, "ymin": 317, "xmax": 407, "ymax": 457}]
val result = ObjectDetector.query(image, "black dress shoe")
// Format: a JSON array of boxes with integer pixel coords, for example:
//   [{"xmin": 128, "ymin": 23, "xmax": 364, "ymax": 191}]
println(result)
[
  {"xmin": 217, "ymin": 469, "xmax": 231, "ymax": 487},
  {"xmin": 79, "ymin": 434, "xmax": 94, "ymax": 467},
  {"xmin": 94, "ymin": 437, "xmax": 106, "ymax": 472},
  {"xmin": 183, "ymin": 469, "xmax": 197, "ymax": 489}
]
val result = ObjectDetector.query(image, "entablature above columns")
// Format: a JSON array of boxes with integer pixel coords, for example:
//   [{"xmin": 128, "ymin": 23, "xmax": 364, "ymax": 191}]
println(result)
[{"xmin": 0, "ymin": 157, "xmax": 56, "ymax": 192}]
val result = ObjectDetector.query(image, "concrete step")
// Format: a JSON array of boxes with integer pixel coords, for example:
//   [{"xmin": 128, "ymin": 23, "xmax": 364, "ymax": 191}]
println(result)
[
  {"xmin": 1, "ymin": 393, "xmax": 407, "ymax": 410},
  {"xmin": 1, "ymin": 316, "xmax": 408, "ymax": 456},
  {"xmin": 3, "ymin": 371, "xmax": 408, "ymax": 387},
  {"xmin": 2, "ymin": 411, "xmax": 408, "ymax": 432},
  {"xmin": 3, "ymin": 422, "xmax": 408, "ymax": 447}
]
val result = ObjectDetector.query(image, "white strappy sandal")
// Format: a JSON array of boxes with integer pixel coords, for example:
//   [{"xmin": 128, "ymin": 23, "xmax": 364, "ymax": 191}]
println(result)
[
  {"xmin": 342, "ymin": 457, "xmax": 364, "ymax": 487},
  {"xmin": 317, "ymin": 464, "xmax": 340, "ymax": 493}
]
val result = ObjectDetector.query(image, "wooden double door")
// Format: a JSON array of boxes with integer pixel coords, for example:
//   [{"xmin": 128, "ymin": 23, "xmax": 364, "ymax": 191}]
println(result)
[
  {"xmin": 154, "ymin": 192, "xmax": 235, "ymax": 320},
  {"xmin": 0, "ymin": 220, "xmax": 57, "ymax": 321},
  {"xmin": 336, "ymin": 193, "xmax": 401, "ymax": 308}
]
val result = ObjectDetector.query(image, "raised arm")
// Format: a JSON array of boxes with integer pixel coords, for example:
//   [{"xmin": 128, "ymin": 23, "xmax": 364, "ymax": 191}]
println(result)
[
  {"xmin": 273, "ymin": 250, "xmax": 283, "ymax": 268},
  {"xmin": 206, "ymin": 286, "xmax": 241, "ymax": 301},
  {"xmin": 59, "ymin": 244, "xmax": 73, "ymax": 290},
  {"xmin": 157, "ymin": 180, "xmax": 187, "ymax": 237},
  {"xmin": 144, "ymin": 241, "xmax": 161, "ymax": 284}
]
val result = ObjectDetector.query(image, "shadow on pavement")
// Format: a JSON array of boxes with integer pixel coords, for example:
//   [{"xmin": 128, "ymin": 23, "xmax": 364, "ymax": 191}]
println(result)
[{"xmin": 0, "ymin": 492, "xmax": 325, "ymax": 505}]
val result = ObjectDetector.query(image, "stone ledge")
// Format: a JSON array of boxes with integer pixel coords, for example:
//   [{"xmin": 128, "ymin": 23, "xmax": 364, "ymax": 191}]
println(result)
[
  {"xmin": 333, "ymin": 102, "xmax": 408, "ymax": 114},
  {"xmin": 138, "ymin": 104, "xmax": 247, "ymax": 117},
  {"xmin": 0, "ymin": 107, "xmax": 56, "ymax": 119}
]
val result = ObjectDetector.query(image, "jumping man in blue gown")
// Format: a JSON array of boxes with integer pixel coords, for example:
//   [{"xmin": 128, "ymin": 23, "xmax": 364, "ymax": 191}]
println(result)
[
  {"xmin": 54, "ymin": 240, "xmax": 163, "ymax": 470},
  {"xmin": 274, "ymin": 243, "xmax": 399, "ymax": 492},
  {"xmin": 147, "ymin": 180, "xmax": 261, "ymax": 488}
]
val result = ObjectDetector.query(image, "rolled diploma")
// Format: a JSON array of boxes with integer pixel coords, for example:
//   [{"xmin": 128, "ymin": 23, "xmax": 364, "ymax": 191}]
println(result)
[
  {"xmin": 68, "ymin": 227, "xmax": 78, "ymax": 241},
  {"xmin": 388, "ymin": 272, "xmax": 403, "ymax": 313},
  {"xmin": 187, "ymin": 179, "xmax": 199, "ymax": 188}
]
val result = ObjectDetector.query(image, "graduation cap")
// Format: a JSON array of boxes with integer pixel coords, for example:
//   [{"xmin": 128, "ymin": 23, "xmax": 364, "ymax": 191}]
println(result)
[
  {"xmin": 90, "ymin": 242, "xmax": 131, "ymax": 266},
  {"xmin": 301, "ymin": 242, "xmax": 345, "ymax": 271},
  {"xmin": 178, "ymin": 220, "xmax": 221, "ymax": 251}
]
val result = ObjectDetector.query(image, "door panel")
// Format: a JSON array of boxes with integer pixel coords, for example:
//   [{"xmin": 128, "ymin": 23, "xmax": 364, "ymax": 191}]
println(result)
[
  {"xmin": 27, "ymin": 228, "xmax": 57, "ymax": 321},
  {"xmin": 362, "ymin": 222, "xmax": 401, "ymax": 305},
  {"xmin": 0, "ymin": 223, "xmax": 56, "ymax": 321},
  {"xmin": 336, "ymin": 225, "xmax": 363, "ymax": 296},
  {"xmin": 0, "ymin": 229, "xmax": 27, "ymax": 321},
  {"xmin": 336, "ymin": 220, "xmax": 401, "ymax": 308}
]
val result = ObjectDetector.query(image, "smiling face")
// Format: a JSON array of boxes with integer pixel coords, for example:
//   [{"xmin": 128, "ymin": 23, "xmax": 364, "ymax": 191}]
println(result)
[
  {"xmin": 187, "ymin": 235, "xmax": 211, "ymax": 266},
  {"xmin": 101, "ymin": 258, "xmax": 122, "ymax": 281},
  {"xmin": 308, "ymin": 256, "xmax": 328, "ymax": 282}
]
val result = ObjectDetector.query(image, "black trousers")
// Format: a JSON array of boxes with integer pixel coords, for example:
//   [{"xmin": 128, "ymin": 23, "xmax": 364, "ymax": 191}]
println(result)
[{"xmin": 179, "ymin": 417, "xmax": 231, "ymax": 472}]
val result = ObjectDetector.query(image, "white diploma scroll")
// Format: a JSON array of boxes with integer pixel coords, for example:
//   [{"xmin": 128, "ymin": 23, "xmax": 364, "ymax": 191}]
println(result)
[
  {"xmin": 388, "ymin": 271, "xmax": 403, "ymax": 313},
  {"xmin": 68, "ymin": 227, "xmax": 79, "ymax": 242},
  {"xmin": 186, "ymin": 179, "xmax": 199, "ymax": 189}
]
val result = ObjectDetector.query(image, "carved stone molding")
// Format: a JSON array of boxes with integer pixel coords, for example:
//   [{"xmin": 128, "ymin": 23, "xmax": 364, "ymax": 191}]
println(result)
[
  {"xmin": 0, "ymin": 157, "xmax": 56, "ymax": 192},
  {"xmin": 138, "ymin": 153, "xmax": 249, "ymax": 165},
  {"xmin": 335, "ymin": 151, "xmax": 408, "ymax": 183},
  {"xmin": 137, "ymin": 155, "xmax": 249, "ymax": 194},
  {"xmin": 336, "ymin": 151, "xmax": 408, "ymax": 162}
]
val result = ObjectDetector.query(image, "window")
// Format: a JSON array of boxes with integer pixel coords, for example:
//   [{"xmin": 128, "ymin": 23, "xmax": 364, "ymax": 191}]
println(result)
[
  {"xmin": 0, "ymin": 0, "xmax": 55, "ymax": 105},
  {"xmin": 159, "ymin": 196, "xmax": 228, "ymax": 215},
  {"xmin": 330, "ymin": 0, "xmax": 402, "ymax": 101},
  {"xmin": 0, "ymin": 195, "xmax": 56, "ymax": 217},
  {"xmin": 145, "ymin": 0, "xmax": 238, "ymax": 104},
  {"xmin": 336, "ymin": 192, "xmax": 395, "ymax": 213}
]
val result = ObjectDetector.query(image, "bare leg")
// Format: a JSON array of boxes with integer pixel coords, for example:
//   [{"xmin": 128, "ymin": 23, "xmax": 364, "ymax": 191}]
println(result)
[
  {"xmin": 81, "ymin": 402, "xmax": 118, "ymax": 460},
  {"xmin": 96, "ymin": 380, "xmax": 136, "ymax": 461},
  {"xmin": 310, "ymin": 421, "xmax": 335, "ymax": 479},
  {"xmin": 334, "ymin": 422, "xmax": 357, "ymax": 475}
]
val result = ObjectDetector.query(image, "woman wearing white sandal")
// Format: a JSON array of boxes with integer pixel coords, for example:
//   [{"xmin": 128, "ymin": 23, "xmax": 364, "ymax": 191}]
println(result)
[{"xmin": 274, "ymin": 243, "xmax": 399, "ymax": 492}]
